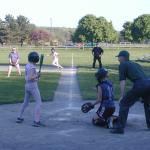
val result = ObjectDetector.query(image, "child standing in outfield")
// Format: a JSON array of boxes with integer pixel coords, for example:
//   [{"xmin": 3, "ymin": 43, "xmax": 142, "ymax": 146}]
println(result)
[
  {"xmin": 50, "ymin": 48, "xmax": 63, "ymax": 69},
  {"xmin": 8, "ymin": 47, "xmax": 21, "ymax": 77},
  {"xmin": 91, "ymin": 68, "xmax": 116, "ymax": 127},
  {"xmin": 16, "ymin": 52, "xmax": 44, "ymax": 127}
]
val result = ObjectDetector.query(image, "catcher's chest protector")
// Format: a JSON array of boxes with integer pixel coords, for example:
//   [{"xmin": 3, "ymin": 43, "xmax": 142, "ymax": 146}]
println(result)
[{"xmin": 97, "ymin": 81, "xmax": 114, "ymax": 102}]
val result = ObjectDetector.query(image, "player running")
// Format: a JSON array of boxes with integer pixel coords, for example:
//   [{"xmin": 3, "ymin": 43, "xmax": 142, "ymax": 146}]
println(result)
[
  {"xmin": 7, "ymin": 47, "xmax": 21, "ymax": 77},
  {"xmin": 50, "ymin": 48, "xmax": 63, "ymax": 69},
  {"xmin": 16, "ymin": 52, "xmax": 45, "ymax": 127}
]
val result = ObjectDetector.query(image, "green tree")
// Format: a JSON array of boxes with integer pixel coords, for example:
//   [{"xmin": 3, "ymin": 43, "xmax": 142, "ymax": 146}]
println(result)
[
  {"xmin": 132, "ymin": 14, "xmax": 150, "ymax": 42},
  {"xmin": 121, "ymin": 21, "xmax": 133, "ymax": 42},
  {"xmin": 17, "ymin": 15, "xmax": 31, "ymax": 46},
  {"xmin": 73, "ymin": 15, "xmax": 97, "ymax": 43},
  {"xmin": 5, "ymin": 14, "xmax": 19, "ymax": 43},
  {"xmin": 0, "ymin": 19, "xmax": 9, "ymax": 45},
  {"xmin": 73, "ymin": 15, "xmax": 118, "ymax": 44},
  {"xmin": 97, "ymin": 18, "xmax": 118, "ymax": 42}
]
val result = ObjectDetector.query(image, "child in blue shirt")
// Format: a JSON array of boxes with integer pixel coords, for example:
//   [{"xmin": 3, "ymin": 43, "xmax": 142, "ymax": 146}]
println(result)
[{"xmin": 92, "ymin": 68, "xmax": 116, "ymax": 127}]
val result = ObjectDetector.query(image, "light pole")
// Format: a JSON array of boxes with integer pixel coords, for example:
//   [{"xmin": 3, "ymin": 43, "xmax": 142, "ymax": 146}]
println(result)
[
  {"xmin": 50, "ymin": 18, "xmax": 52, "ymax": 47},
  {"xmin": 50, "ymin": 18, "xmax": 52, "ymax": 33}
]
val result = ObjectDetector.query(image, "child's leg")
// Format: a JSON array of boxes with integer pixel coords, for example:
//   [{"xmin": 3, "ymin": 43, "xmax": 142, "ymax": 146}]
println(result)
[
  {"xmin": 92, "ymin": 107, "xmax": 106, "ymax": 126},
  {"xmin": 57, "ymin": 62, "xmax": 63, "ymax": 69},
  {"xmin": 52, "ymin": 59, "xmax": 59, "ymax": 67},
  {"xmin": 16, "ymin": 64, "xmax": 21, "ymax": 75},
  {"xmin": 55, "ymin": 59, "xmax": 61, "ymax": 68},
  {"xmin": 18, "ymin": 90, "xmax": 30, "ymax": 118},
  {"xmin": 102, "ymin": 107, "xmax": 115, "ymax": 120},
  {"xmin": 31, "ymin": 88, "xmax": 42, "ymax": 122},
  {"xmin": 7, "ymin": 65, "xmax": 12, "ymax": 77},
  {"xmin": 102, "ymin": 107, "xmax": 116, "ymax": 128},
  {"xmin": 56, "ymin": 59, "xmax": 63, "ymax": 68}
]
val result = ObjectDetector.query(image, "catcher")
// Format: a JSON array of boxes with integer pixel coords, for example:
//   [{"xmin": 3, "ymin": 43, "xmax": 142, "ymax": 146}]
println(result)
[
  {"xmin": 81, "ymin": 68, "xmax": 116, "ymax": 128},
  {"xmin": 7, "ymin": 47, "xmax": 21, "ymax": 77}
]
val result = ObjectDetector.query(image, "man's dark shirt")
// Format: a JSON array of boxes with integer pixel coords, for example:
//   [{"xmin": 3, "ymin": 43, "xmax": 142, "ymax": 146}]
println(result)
[
  {"xmin": 119, "ymin": 61, "xmax": 147, "ymax": 83},
  {"xmin": 92, "ymin": 47, "xmax": 104, "ymax": 57}
]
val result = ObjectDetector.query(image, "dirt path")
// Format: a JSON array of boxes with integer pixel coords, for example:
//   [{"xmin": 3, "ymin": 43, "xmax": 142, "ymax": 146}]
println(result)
[{"xmin": 0, "ymin": 67, "xmax": 150, "ymax": 150}]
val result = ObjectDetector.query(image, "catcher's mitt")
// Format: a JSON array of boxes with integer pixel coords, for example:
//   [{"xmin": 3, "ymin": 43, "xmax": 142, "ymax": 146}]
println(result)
[{"xmin": 81, "ymin": 102, "xmax": 94, "ymax": 113}]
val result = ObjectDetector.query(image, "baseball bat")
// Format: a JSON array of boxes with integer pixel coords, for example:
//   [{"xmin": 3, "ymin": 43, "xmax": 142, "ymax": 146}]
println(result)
[{"xmin": 39, "ymin": 54, "xmax": 44, "ymax": 74}]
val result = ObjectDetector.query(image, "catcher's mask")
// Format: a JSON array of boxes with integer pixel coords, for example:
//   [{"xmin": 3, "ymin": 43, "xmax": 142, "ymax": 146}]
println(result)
[
  {"xmin": 81, "ymin": 102, "xmax": 94, "ymax": 113},
  {"xmin": 28, "ymin": 52, "xmax": 39, "ymax": 63},
  {"xmin": 95, "ymin": 68, "xmax": 108, "ymax": 82}
]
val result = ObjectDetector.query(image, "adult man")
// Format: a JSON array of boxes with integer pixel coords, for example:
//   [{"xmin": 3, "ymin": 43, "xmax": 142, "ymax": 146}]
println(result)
[
  {"xmin": 7, "ymin": 47, "xmax": 21, "ymax": 77},
  {"xmin": 92, "ymin": 43, "xmax": 104, "ymax": 68},
  {"xmin": 111, "ymin": 50, "xmax": 150, "ymax": 134}
]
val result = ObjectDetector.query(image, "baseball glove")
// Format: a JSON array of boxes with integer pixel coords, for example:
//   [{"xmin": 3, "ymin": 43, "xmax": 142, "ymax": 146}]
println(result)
[{"xmin": 81, "ymin": 102, "xmax": 94, "ymax": 113}]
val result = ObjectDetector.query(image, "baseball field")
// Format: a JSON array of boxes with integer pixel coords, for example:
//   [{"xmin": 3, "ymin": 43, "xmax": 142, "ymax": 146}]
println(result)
[{"xmin": 0, "ymin": 47, "xmax": 150, "ymax": 104}]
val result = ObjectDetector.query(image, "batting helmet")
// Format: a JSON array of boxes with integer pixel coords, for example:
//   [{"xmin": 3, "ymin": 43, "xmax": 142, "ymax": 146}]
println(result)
[
  {"xmin": 95, "ymin": 68, "xmax": 108, "ymax": 81},
  {"xmin": 28, "ymin": 52, "xmax": 39, "ymax": 63}
]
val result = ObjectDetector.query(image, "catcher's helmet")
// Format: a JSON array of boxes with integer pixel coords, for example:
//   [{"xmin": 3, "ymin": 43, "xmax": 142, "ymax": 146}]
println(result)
[
  {"xmin": 81, "ymin": 102, "xmax": 94, "ymax": 113},
  {"xmin": 95, "ymin": 68, "xmax": 108, "ymax": 81},
  {"xmin": 28, "ymin": 52, "xmax": 39, "ymax": 63}
]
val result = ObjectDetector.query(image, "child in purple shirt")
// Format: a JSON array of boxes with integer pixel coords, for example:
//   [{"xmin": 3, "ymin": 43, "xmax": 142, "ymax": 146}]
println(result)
[
  {"xmin": 8, "ymin": 47, "xmax": 21, "ymax": 77},
  {"xmin": 16, "ymin": 52, "xmax": 45, "ymax": 127}
]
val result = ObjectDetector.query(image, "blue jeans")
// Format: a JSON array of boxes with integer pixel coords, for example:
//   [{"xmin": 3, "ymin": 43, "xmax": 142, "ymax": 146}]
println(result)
[{"xmin": 117, "ymin": 79, "xmax": 150, "ymax": 129}]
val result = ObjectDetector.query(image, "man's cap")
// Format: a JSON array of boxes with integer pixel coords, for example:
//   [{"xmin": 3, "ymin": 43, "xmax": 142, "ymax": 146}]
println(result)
[{"xmin": 116, "ymin": 50, "xmax": 129, "ymax": 58}]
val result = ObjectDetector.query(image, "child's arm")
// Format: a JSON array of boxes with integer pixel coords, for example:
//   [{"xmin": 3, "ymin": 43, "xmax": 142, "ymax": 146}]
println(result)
[
  {"xmin": 9, "ymin": 58, "xmax": 12, "ymax": 64},
  {"xmin": 15, "ymin": 58, "xmax": 19, "ymax": 65},
  {"xmin": 92, "ymin": 86, "xmax": 102, "ymax": 106}
]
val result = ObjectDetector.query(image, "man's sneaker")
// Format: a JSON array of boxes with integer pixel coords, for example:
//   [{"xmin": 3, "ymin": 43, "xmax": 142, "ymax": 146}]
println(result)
[
  {"xmin": 32, "ymin": 121, "xmax": 46, "ymax": 127},
  {"xmin": 16, "ymin": 117, "xmax": 24, "ymax": 123},
  {"xmin": 110, "ymin": 128, "xmax": 124, "ymax": 134}
]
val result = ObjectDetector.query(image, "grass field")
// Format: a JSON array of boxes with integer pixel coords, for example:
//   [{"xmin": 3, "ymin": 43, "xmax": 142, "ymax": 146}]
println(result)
[
  {"xmin": 76, "ymin": 48, "xmax": 150, "ymax": 100},
  {"xmin": 0, "ymin": 72, "xmax": 60, "ymax": 104},
  {"xmin": 0, "ymin": 46, "xmax": 150, "ymax": 102}
]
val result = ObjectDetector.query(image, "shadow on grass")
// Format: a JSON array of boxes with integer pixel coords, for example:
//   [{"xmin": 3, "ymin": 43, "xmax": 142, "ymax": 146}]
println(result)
[
  {"xmin": 0, "ymin": 72, "xmax": 60, "ymax": 105},
  {"xmin": 77, "ymin": 63, "xmax": 150, "ymax": 101}
]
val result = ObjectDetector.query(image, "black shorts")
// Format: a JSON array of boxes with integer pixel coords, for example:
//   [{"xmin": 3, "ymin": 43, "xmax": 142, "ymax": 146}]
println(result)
[{"xmin": 96, "ymin": 106, "xmax": 115, "ymax": 120}]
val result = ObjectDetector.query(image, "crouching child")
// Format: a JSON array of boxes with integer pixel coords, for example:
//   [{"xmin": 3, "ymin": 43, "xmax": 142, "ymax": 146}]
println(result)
[{"xmin": 91, "ymin": 68, "xmax": 116, "ymax": 128}]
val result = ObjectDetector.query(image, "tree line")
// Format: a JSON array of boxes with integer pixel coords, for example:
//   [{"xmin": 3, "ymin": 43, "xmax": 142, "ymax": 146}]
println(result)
[
  {"xmin": 121, "ymin": 14, "xmax": 150, "ymax": 43},
  {"xmin": 0, "ymin": 14, "xmax": 35, "ymax": 46},
  {"xmin": 0, "ymin": 14, "xmax": 74, "ymax": 46},
  {"xmin": 73, "ymin": 14, "xmax": 150, "ymax": 44},
  {"xmin": 0, "ymin": 14, "xmax": 150, "ymax": 46}
]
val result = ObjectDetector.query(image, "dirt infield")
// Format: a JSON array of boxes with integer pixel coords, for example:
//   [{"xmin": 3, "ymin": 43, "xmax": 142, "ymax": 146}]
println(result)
[{"xmin": 0, "ymin": 68, "xmax": 150, "ymax": 150}]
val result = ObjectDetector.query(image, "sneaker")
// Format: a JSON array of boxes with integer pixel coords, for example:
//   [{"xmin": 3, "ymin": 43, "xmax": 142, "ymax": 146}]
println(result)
[
  {"xmin": 107, "ymin": 118, "xmax": 113, "ymax": 129},
  {"xmin": 32, "ymin": 121, "xmax": 46, "ymax": 127},
  {"xmin": 16, "ymin": 117, "xmax": 24, "ymax": 123},
  {"xmin": 110, "ymin": 128, "xmax": 124, "ymax": 134}
]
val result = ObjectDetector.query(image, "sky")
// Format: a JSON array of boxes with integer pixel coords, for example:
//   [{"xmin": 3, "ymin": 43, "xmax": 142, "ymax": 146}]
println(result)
[{"xmin": 0, "ymin": 0, "xmax": 149, "ymax": 31}]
